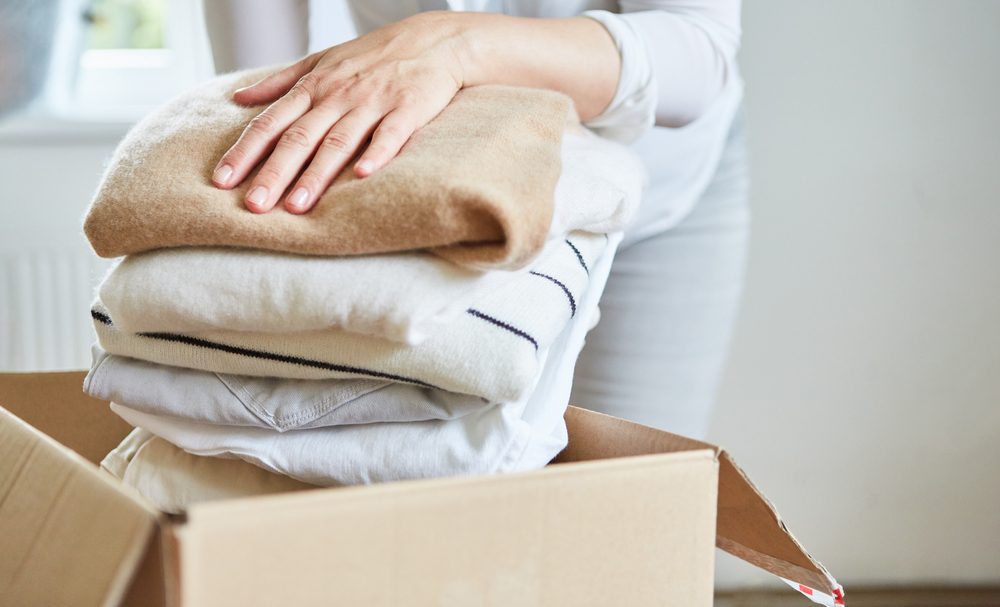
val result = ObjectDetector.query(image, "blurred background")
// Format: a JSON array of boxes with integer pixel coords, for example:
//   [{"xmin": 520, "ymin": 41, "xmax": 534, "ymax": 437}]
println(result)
[{"xmin": 1, "ymin": 0, "xmax": 997, "ymax": 596}]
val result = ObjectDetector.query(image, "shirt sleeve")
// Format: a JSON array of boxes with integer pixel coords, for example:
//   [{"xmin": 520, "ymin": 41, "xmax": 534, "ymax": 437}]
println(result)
[{"xmin": 582, "ymin": 0, "xmax": 742, "ymax": 143}]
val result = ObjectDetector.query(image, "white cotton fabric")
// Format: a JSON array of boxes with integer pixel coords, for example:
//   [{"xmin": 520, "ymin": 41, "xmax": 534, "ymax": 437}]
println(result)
[
  {"xmin": 93, "ymin": 231, "xmax": 607, "ymax": 403},
  {"xmin": 110, "ymin": 399, "xmax": 541, "ymax": 487},
  {"xmin": 102, "ymin": 428, "xmax": 316, "ymax": 514},
  {"xmin": 105, "ymin": 233, "xmax": 621, "ymax": 489},
  {"xmin": 97, "ymin": 130, "xmax": 644, "ymax": 344},
  {"xmin": 326, "ymin": 0, "xmax": 745, "ymax": 230},
  {"xmin": 101, "ymin": 426, "xmax": 152, "ymax": 481},
  {"xmin": 85, "ymin": 346, "xmax": 496, "ymax": 431},
  {"xmin": 620, "ymin": 75, "xmax": 742, "ymax": 246},
  {"xmin": 552, "ymin": 126, "xmax": 646, "ymax": 235},
  {"xmin": 573, "ymin": 114, "xmax": 749, "ymax": 439},
  {"xmin": 578, "ymin": 10, "xmax": 656, "ymax": 144},
  {"xmin": 337, "ymin": 0, "xmax": 741, "ymax": 136}
]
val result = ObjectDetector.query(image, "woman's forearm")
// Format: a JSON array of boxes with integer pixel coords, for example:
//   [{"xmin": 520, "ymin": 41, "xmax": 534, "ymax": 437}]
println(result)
[{"xmin": 451, "ymin": 13, "xmax": 621, "ymax": 121}]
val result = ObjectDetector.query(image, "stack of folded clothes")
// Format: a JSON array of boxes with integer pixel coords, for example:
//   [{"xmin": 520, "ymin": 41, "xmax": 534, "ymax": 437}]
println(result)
[{"xmin": 81, "ymin": 66, "xmax": 646, "ymax": 513}]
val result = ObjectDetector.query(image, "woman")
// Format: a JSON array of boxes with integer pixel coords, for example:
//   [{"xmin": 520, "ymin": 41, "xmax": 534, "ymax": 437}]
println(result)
[{"xmin": 209, "ymin": 0, "xmax": 748, "ymax": 439}]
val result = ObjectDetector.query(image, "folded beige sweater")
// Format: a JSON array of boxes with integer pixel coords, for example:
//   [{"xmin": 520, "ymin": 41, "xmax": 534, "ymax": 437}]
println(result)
[{"xmin": 83, "ymin": 66, "xmax": 572, "ymax": 270}]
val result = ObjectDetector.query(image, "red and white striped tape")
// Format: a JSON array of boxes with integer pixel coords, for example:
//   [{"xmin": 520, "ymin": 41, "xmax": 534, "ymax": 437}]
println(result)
[{"xmin": 781, "ymin": 578, "xmax": 845, "ymax": 606}]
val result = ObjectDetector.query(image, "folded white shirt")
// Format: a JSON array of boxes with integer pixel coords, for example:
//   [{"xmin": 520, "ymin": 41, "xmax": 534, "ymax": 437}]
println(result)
[
  {"xmin": 110, "ymin": 398, "xmax": 546, "ymax": 487},
  {"xmin": 98, "ymin": 129, "xmax": 645, "ymax": 345},
  {"xmin": 102, "ymin": 428, "xmax": 317, "ymax": 514},
  {"xmin": 93, "ymin": 232, "xmax": 608, "ymax": 403},
  {"xmin": 85, "ymin": 346, "xmax": 495, "ymax": 432},
  {"xmin": 106, "ymin": 233, "xmax": 622, "ymax": 489}
]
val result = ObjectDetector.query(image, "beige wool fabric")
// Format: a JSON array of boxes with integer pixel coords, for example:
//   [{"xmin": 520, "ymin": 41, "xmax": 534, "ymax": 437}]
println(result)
[{"xmin": 82, "ymin": 66, "xmax": 572, "ymax": 270}]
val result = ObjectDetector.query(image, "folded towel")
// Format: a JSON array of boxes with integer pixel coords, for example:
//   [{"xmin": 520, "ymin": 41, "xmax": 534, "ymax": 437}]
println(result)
[
  {"xmin": 83, "ymin": 64, "xmax": 576, "ymax": 271},
  {"xmin": 85, "ymin": 346, "xmax": 495, "ymax": 432},
  {"xmin": 96, "ymin": 130, "xmax": 644, "ymax": 343},
  {"xmin": 92, "ymin": 232, "xmax": 608, "ymax": 403},
  {"xmin": 102, "ymin": 428, "xmax": 316, "ymax": 514}
]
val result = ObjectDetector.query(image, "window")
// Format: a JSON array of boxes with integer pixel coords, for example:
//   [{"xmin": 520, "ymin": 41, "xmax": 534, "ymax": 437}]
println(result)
[{"xmin": 41, "ymin": 0, "xmax": 214, "ymax": 122}]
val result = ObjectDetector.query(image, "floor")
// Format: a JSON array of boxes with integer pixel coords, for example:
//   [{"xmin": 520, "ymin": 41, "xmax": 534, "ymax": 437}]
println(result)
[{"xmin": 714, "ymin": 586, "xmax": 1000, "ymax": 607}]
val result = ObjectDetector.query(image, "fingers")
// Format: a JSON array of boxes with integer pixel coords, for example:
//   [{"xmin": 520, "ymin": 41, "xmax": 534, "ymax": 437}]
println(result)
[
  {"xmin": 284, "ymin": 108, "xmax": 380, "ymax": 214},
  {"xmin": 211, "ymin": 32, "xmax": 463, "ymax": 213},
  {"xmin": 212, "ymin": 75, "xmax": 317, "ymax": 192},
  {"xmin": 242, "ymin": 104, "xmax": 345, "ymax": 213},
  {"xmin": 354, "ymin": 109, "xmax": 416, "ymax": 178},
  {"xmin": 232, "ymin": 55, "xmax": 321, "ymax": 107}
]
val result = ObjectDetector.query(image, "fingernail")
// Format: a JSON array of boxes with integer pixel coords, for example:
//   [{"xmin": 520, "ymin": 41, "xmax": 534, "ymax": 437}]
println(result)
[
  {"xmin": 246, "ymin": 186, "xmax": 269, "ymax": 207},
  {"xmin": 213, "ymin": 164, "xmax": 233, "ymax": 186},
  {"xmin": 288, "ymin": 187, "xmax": 308, "ymax": 209},
  {"xmin": 356, "ymin": 159, "xmax": 375, "ymax": 175}
]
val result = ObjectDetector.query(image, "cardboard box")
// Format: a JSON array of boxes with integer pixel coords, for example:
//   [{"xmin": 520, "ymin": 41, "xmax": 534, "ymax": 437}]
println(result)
[{"xmin": 0, "ymin": 371, "xmax": 842, "ymax": 607}]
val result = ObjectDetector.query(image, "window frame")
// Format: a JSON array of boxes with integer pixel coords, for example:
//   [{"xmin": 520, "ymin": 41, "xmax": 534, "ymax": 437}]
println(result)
[{"xmin": 36, "ymin": 0, "xmax": 213, "ymax": 124}]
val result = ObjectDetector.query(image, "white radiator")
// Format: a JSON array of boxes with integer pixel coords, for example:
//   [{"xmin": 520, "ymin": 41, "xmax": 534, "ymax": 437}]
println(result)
[{"xmin": 0, "ymin": 246, "xmax": 111, "ymax": 371}]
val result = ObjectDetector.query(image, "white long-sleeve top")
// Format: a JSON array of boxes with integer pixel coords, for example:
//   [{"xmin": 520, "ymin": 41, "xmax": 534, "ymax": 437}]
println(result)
[
  {"xmin": 345, "ymin": 0, "xmax": 741, "ymax": 138},
  {"xmin": 342, "ymin": 0, "xmax": 744, "ymax": 239}
]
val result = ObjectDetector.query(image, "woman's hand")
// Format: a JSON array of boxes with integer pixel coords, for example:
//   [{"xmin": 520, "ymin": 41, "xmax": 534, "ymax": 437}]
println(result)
[
  {"xmin": 212, "ymin": 11, "xmax": 621, "ymax": 214},
  {"xmin": 212, "ymin": 12, "xmax": 468, "ymax": 214}
]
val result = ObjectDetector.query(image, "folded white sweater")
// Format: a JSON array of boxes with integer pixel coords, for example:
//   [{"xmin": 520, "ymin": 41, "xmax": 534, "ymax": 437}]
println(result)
[
  {"xmin": 97, "ymin": 129, "xmax": 644, "ymax": 344},
  {"xmin": 99, "ymin": 246, "xmax": 520, "ymax": 345},
  {"xmin": 93, "ymin": 232, "xmax": 608, "ymax": 403}
]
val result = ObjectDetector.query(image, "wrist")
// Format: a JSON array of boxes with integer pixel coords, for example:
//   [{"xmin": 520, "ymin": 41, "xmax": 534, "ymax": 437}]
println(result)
[
  {"xmin": 411, "ymin": 12, "xmax": 619, "ymax": 120},
  {"xmin": 445, "ymin": 12, "xmax": 510, "ymax": 89},
  {"xmin": 396, "ymin": 11, "xmax": 490, "ymax": 90}
]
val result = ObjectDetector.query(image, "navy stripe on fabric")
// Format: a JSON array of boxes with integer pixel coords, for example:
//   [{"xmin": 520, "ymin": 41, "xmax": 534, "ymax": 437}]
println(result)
[
  {"xmin": 466, "ymin": 309, "xmax": 538, "ymax": 351},
  {"xmin": 565, "ymin": 239, "xmax": 589, "ymax": 275},
  {"xmin": 90, "ymin": 309, "xmax": 442, "ymax": 389},
  {"xmin": 529, "ymin": 271, "xmax": 576, "ymax": 317},
  {"xmin": 92, "ymin": 309, "xmax": 114, "ymax": 326}
]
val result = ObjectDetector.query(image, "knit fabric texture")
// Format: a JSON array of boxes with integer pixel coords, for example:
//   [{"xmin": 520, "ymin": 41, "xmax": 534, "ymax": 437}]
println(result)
[
  {"xmin": 95, "ymin": 128, "xmax": 646, "ymax": 344},
  {"xmin": 82, "ymin": 65, "xmax": 572, "ymax": 271},
  {"xmin": 91, "ymin": 232, "xmax": 608, "ymax": 403}
]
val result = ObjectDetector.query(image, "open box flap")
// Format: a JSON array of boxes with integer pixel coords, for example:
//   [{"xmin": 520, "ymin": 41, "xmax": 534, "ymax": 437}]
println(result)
[
  {"xmin": 717, "ymin": 451, "xmax": 844, "ymax": 604},
  {"xmin": 558, "ymin": 406, "xmax": 843, "ymax": 602},
  {"xmin": 0, "ymin": 372, "xmax": 160, "ymax": 607},
  {"xmin": 0, "ymin": 371, "xmax": 135, "ymax": 466}
]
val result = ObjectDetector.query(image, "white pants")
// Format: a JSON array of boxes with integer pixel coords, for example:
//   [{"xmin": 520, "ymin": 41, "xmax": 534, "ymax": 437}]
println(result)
[{"xmin": 571, "ymin": 112, "xmax": 750, "ymax": 439}]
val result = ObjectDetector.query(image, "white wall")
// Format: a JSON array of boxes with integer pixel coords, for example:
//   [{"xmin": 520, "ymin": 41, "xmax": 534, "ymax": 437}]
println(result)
[
  {"xmin": 710, "ymin": 0, "xmax": 1000, "ymax": 589},
  {"xmin": 0, "ymin": 133, "xmax": 120, "ymax": 369},
  {"xmin": 0, "ymin": 0, "xmax": 997, "ymax": 590}
]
